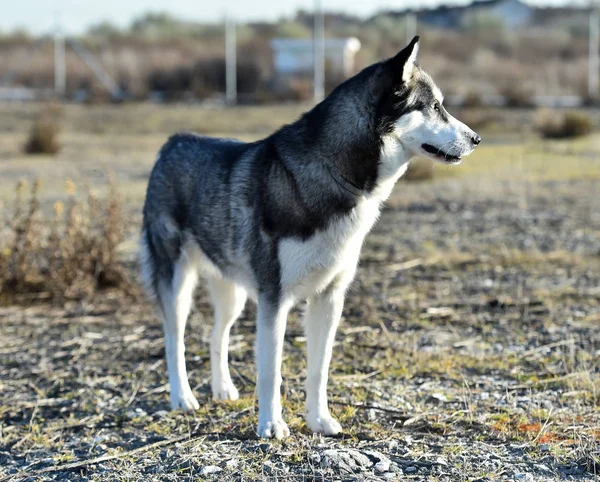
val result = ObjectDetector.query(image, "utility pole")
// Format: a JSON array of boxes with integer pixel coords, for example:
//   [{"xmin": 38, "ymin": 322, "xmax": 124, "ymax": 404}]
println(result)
[
  {"xmin": 225, "ymin": 14, "xmax": 237, "ymax": 105},
  {"xmin": 313, "ymin": 0, "xmax": 325, "ymax": 103},
  {"xmin": 54, "ymin": 14, "xmax": 66, "ymax": 98},
  {"xmin": 590, "ymin": 9, "xmax": 599, "ymax": 99},
  {"xmin": 406, "ymin": 12, "xmax": 417, "ymax": 44}
]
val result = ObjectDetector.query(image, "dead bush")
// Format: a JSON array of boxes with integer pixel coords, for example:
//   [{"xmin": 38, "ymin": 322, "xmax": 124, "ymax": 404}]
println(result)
[
  {"xmin": 24, "ymin": 104, "xmax": 61, "ymax": 154},
  {"xmin": 501, "ymin": 85, "xmax": 534, "ymax": 108},
  {"xmin": 0, "ymin": 179, "xmax": 133, "ymax": 304},
  {"xmin": 462, "ymin": 90, "xmax": 484, "ymax": 108},
  {"xmin": 403, "ymin": 158, "xmax": 435, "ymax": 182},
  {"xmin": 535, "ymin": 109, "xmax": 593, "ymax": 139},
  {"xmin": 146, "ymin": 57, "xmax": 263, "ymax": 101}
]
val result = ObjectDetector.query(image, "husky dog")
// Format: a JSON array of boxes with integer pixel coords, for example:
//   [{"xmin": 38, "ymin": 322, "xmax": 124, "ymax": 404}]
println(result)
[{"xmin": 141, "ymin": 37, "xmax": 480, "ymax": 439}]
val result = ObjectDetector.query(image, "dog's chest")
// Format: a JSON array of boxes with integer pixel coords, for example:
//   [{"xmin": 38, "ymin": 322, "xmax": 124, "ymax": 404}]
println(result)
[{"xmin": 278, "ymin": 198, "xmax": 380, "ymax": 298}]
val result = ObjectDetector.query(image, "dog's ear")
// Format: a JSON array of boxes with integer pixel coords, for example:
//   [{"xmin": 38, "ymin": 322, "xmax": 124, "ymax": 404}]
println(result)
[{"xmin": 389, "ymin": 36, "xmax": 420, "ymax": 83}]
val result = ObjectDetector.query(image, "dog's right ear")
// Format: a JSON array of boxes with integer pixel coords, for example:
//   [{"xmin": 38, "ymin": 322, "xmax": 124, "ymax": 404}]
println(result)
[{"xmin": 388, "ymin": 36, "xmax": 420, "ymax": 84}]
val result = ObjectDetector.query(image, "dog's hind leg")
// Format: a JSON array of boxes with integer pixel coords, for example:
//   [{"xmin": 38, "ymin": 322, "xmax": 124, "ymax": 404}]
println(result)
[
  {"xmin": 207, "ymin": 277, "xmax": 247, "ymax": 401},
  {"xmin": 303, "ymin": 284, "xmax": 346, "ymax": 435},
  {"xmin": 158, "ymin": 253, "xmax": 200, "ymax": 412}
]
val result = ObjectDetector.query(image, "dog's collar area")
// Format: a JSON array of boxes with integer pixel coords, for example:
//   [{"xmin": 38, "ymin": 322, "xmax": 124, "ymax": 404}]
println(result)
[
  {"xmin": 421, "ymin": 143, "xmax": 461, "ymax": 162},
  {"xmin": 325, "ymin": 164, "xmax": 365, "ymax": 198}
]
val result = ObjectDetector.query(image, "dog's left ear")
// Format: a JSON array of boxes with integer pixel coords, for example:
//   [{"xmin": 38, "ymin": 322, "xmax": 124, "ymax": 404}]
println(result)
[{"xmin": 389, "ymin": 36, "xmax": 420, "ymax": 83}]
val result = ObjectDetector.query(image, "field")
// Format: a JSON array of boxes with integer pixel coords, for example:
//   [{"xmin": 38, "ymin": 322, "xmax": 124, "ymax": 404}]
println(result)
[{"xmin": 0, "ymin": 103, "xmax": 599, "ymax": 481}]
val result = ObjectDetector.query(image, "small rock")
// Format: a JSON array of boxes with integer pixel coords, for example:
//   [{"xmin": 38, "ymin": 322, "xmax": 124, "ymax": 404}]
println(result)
[
  {"xmin": 436, "ymin": 456, "xmax": 448, "ymax": 466},
  {"xmin": 346, "ymin": 449, "xmax": 372, "ymax": 468},
  {"xmin": 309, "ymin": 452, "xmax": 321, "ymax": 464},
  {"xmin": 200, "ymin": 465, "xmax": 221, "ymax": 475},
  {"xmin": 405, "ymin": 466, "xmax": 417, "ymax": 474},
  {"xmin": 154, "ymin": 410, "xmax": 168, "ymax": 418},
  {"xmin": 388, "ymin": 440, "xmax": 398, "ymax": 451},
  {"xmin": 426, "ymin": 393, "xmax": 449, "ymax": 404},
  {"xmin": 539, "ymin": 444, "xmax": 550, "ymax": 452},
  {"xmin": 383, "ymin": 472, "xmax": 397, "ymax": 480},
  {"xmin": 93, "ymin": 434, "xmax": 110, "ymax": 443},
  {"xmin": 263, "ymin": 460, "xmax": 274, "ymax": 475},
  {"xmin": 320, "ymin": 449, "xmax": 372, "ymax": 472},
  {"xmin": 225, "ymin": 459, "xmax": 238, "ymax": 468},
  {"xmin": 514, "ymin": 473, "xmax": 533, "ymax": 481},
  {"xmin": 374, "ymin": 460, "xmax": 391, "ymax": 473},
  {"xmin": 403, "ymin": 417, "xmax": 419, "ymax": 426},
  {"xmin": 257, "ymin": 443, "xmax": 271, "ymax": 453}
]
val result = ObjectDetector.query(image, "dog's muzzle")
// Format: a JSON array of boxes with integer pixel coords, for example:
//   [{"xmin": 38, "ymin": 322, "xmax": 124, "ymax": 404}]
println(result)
[{"xmin": 421, "ymin": 143, "xmax": 463, "ymax": 164}]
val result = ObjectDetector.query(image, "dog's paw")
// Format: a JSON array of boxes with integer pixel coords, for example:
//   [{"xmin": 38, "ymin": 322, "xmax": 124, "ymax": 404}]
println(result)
[
  {"xmin": 212, "ymin": 381, "xmax": 239, "ymax": 401},
  {"xmin": 306, "ymin": 413, "xmax": 342, "ymax": 436},
  {"xmin": 257, "ymin": 418, "xmax": 290, "ymax": 439},
  {"xmin": 170, "ymin": 390, "xmax": 200, "ymax": 412}
]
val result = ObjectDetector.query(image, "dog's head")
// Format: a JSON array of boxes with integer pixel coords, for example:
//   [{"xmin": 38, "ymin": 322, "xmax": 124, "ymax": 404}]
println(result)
[{"xmin": 381, "ymin": 37, "xmax": 481, "ymax": 164}]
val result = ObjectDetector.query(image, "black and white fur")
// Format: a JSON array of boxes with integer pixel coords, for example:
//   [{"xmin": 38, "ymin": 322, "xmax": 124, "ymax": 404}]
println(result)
[{"xmin": 140, "ymin": 37, "xmax": 481, "ymax": 439}]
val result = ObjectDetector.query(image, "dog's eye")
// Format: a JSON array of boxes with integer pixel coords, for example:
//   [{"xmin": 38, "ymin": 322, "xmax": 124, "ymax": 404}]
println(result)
[{"xmin": 433, "ymin": 102, "xmax": 441, "ymax": 112}]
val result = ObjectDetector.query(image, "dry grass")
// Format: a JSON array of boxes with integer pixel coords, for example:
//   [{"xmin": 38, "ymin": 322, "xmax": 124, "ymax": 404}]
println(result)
[
  {"xmin": 0, "ymin": 103, "xmax": 599, "ymax": 480},
  {"xmin": 23, "ymin": 104, "xmax": 61, "ymax": 155},
  {"xmin": 0, "ymin": 179, "xmax": 132, "ymax": 304},
  {"xmin": 535, "ymin": 109, "xmax": 594, "ymax": 139}
]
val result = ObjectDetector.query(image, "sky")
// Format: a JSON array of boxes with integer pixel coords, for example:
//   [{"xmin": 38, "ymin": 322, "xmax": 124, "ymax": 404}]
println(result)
[{"xmin": 0, "ymin": 0, "xmax": 584, "ymax": 35}]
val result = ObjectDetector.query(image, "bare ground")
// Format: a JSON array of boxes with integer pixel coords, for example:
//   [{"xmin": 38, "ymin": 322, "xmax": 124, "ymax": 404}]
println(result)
[
  {"xmin": 0, "ymin": 104, "xmax": 599, "ymax": 481},
  {"xmin": 1, "ymin": 176, "xmax": 599, "ymax": 481}
]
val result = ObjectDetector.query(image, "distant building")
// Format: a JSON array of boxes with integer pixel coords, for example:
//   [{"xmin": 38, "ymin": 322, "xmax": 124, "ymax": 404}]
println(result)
[
  {"xmin": 467, "ymin": 0, "xmax": 533, "ymax": 28},
  {"xmin": 270, "ymin": 37, "xmax": 361, "ymax": 78},
  {"xmin": 379, "ymin": 0, "xmax": 535, "ymax": 30}
]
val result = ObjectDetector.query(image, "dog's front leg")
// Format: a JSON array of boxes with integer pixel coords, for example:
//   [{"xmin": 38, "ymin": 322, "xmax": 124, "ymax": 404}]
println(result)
[
  {"xmin": 304, "ymin": 285, "xmax": 346, "ymax": 435},
  {"xmin": 256, "ymin": 295, "xmax": 292, "ymax": 439}
]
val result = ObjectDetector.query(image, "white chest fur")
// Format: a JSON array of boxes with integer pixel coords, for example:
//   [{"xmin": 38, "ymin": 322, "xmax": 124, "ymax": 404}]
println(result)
[
  {"xmin": 278, "ymin": 135, "xmax": 410, "ymax": 300},
  {"xmin": 278, "ymin": 197, "xmax": 380, "ymax": 299}
]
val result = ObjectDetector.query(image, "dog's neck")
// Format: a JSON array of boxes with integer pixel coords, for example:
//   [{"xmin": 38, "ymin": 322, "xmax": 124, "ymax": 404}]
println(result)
[{"xmin": 371, "ymin": 135, "xmax": 413, "ymax": 201}]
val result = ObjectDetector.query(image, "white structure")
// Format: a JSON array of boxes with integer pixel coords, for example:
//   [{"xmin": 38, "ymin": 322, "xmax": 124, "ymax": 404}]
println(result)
[{"xmin": 271, "ymin": 37, "xmax": 361, "ymax": 78}]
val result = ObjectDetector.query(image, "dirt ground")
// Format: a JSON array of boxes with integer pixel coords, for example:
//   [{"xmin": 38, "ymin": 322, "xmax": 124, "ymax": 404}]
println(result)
[{"xmin": 0, "ymin": 103, "xmax": 599, "ymax": 481}]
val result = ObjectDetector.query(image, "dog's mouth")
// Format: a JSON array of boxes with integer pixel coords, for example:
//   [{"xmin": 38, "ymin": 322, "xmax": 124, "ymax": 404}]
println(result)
[{"xmin": 421, "ymin": 144, "xmax": 462, "ymax": 164}]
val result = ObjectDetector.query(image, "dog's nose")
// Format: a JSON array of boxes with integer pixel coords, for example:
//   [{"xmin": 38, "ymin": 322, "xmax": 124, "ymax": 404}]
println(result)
[{"xmin": 472, "ymin": 134, "xmax": 481, "ymax": 146}]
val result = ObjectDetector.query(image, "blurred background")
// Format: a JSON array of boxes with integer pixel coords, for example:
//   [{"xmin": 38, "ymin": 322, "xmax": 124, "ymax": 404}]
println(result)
[
  {"xmin": 1, "ymin": 1, "xmax": 599, "ymax": 480},
  {"xmin": 1, "ymin": 0, "xmax": 600, "ymax": 104}
]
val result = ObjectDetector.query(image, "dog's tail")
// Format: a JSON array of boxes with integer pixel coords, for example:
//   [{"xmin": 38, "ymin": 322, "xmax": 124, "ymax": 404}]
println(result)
[{"xmin": 139, "ymin": 215, "xmax": 182, "ymax": 316}]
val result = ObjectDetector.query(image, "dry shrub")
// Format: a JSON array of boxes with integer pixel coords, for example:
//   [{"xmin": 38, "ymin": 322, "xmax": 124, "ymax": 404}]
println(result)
[
  {"xmin": 146, "ymin": 57, "xmax": 263, "ymax": 101},
  {"xmin": 501, "ymin": 85, "xmax": 534, "ymax": 108},
  {"xmin": 535, "ymin": 109, "xmax": 594, "ymax": 139},
  {"xmin": 403, "ymin": 158, "xmax": 435, "ymax": 182},
  {"xmin": 0, "ymin": 179, "xmax": 132, "ymax": 304},
  {"xmin": 462, "ymin": 90, "xmax": 484, "ymax": 108},
  {"xmin": 24, "ymin": 104, "xmax": 61, "ymax": 155}
]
